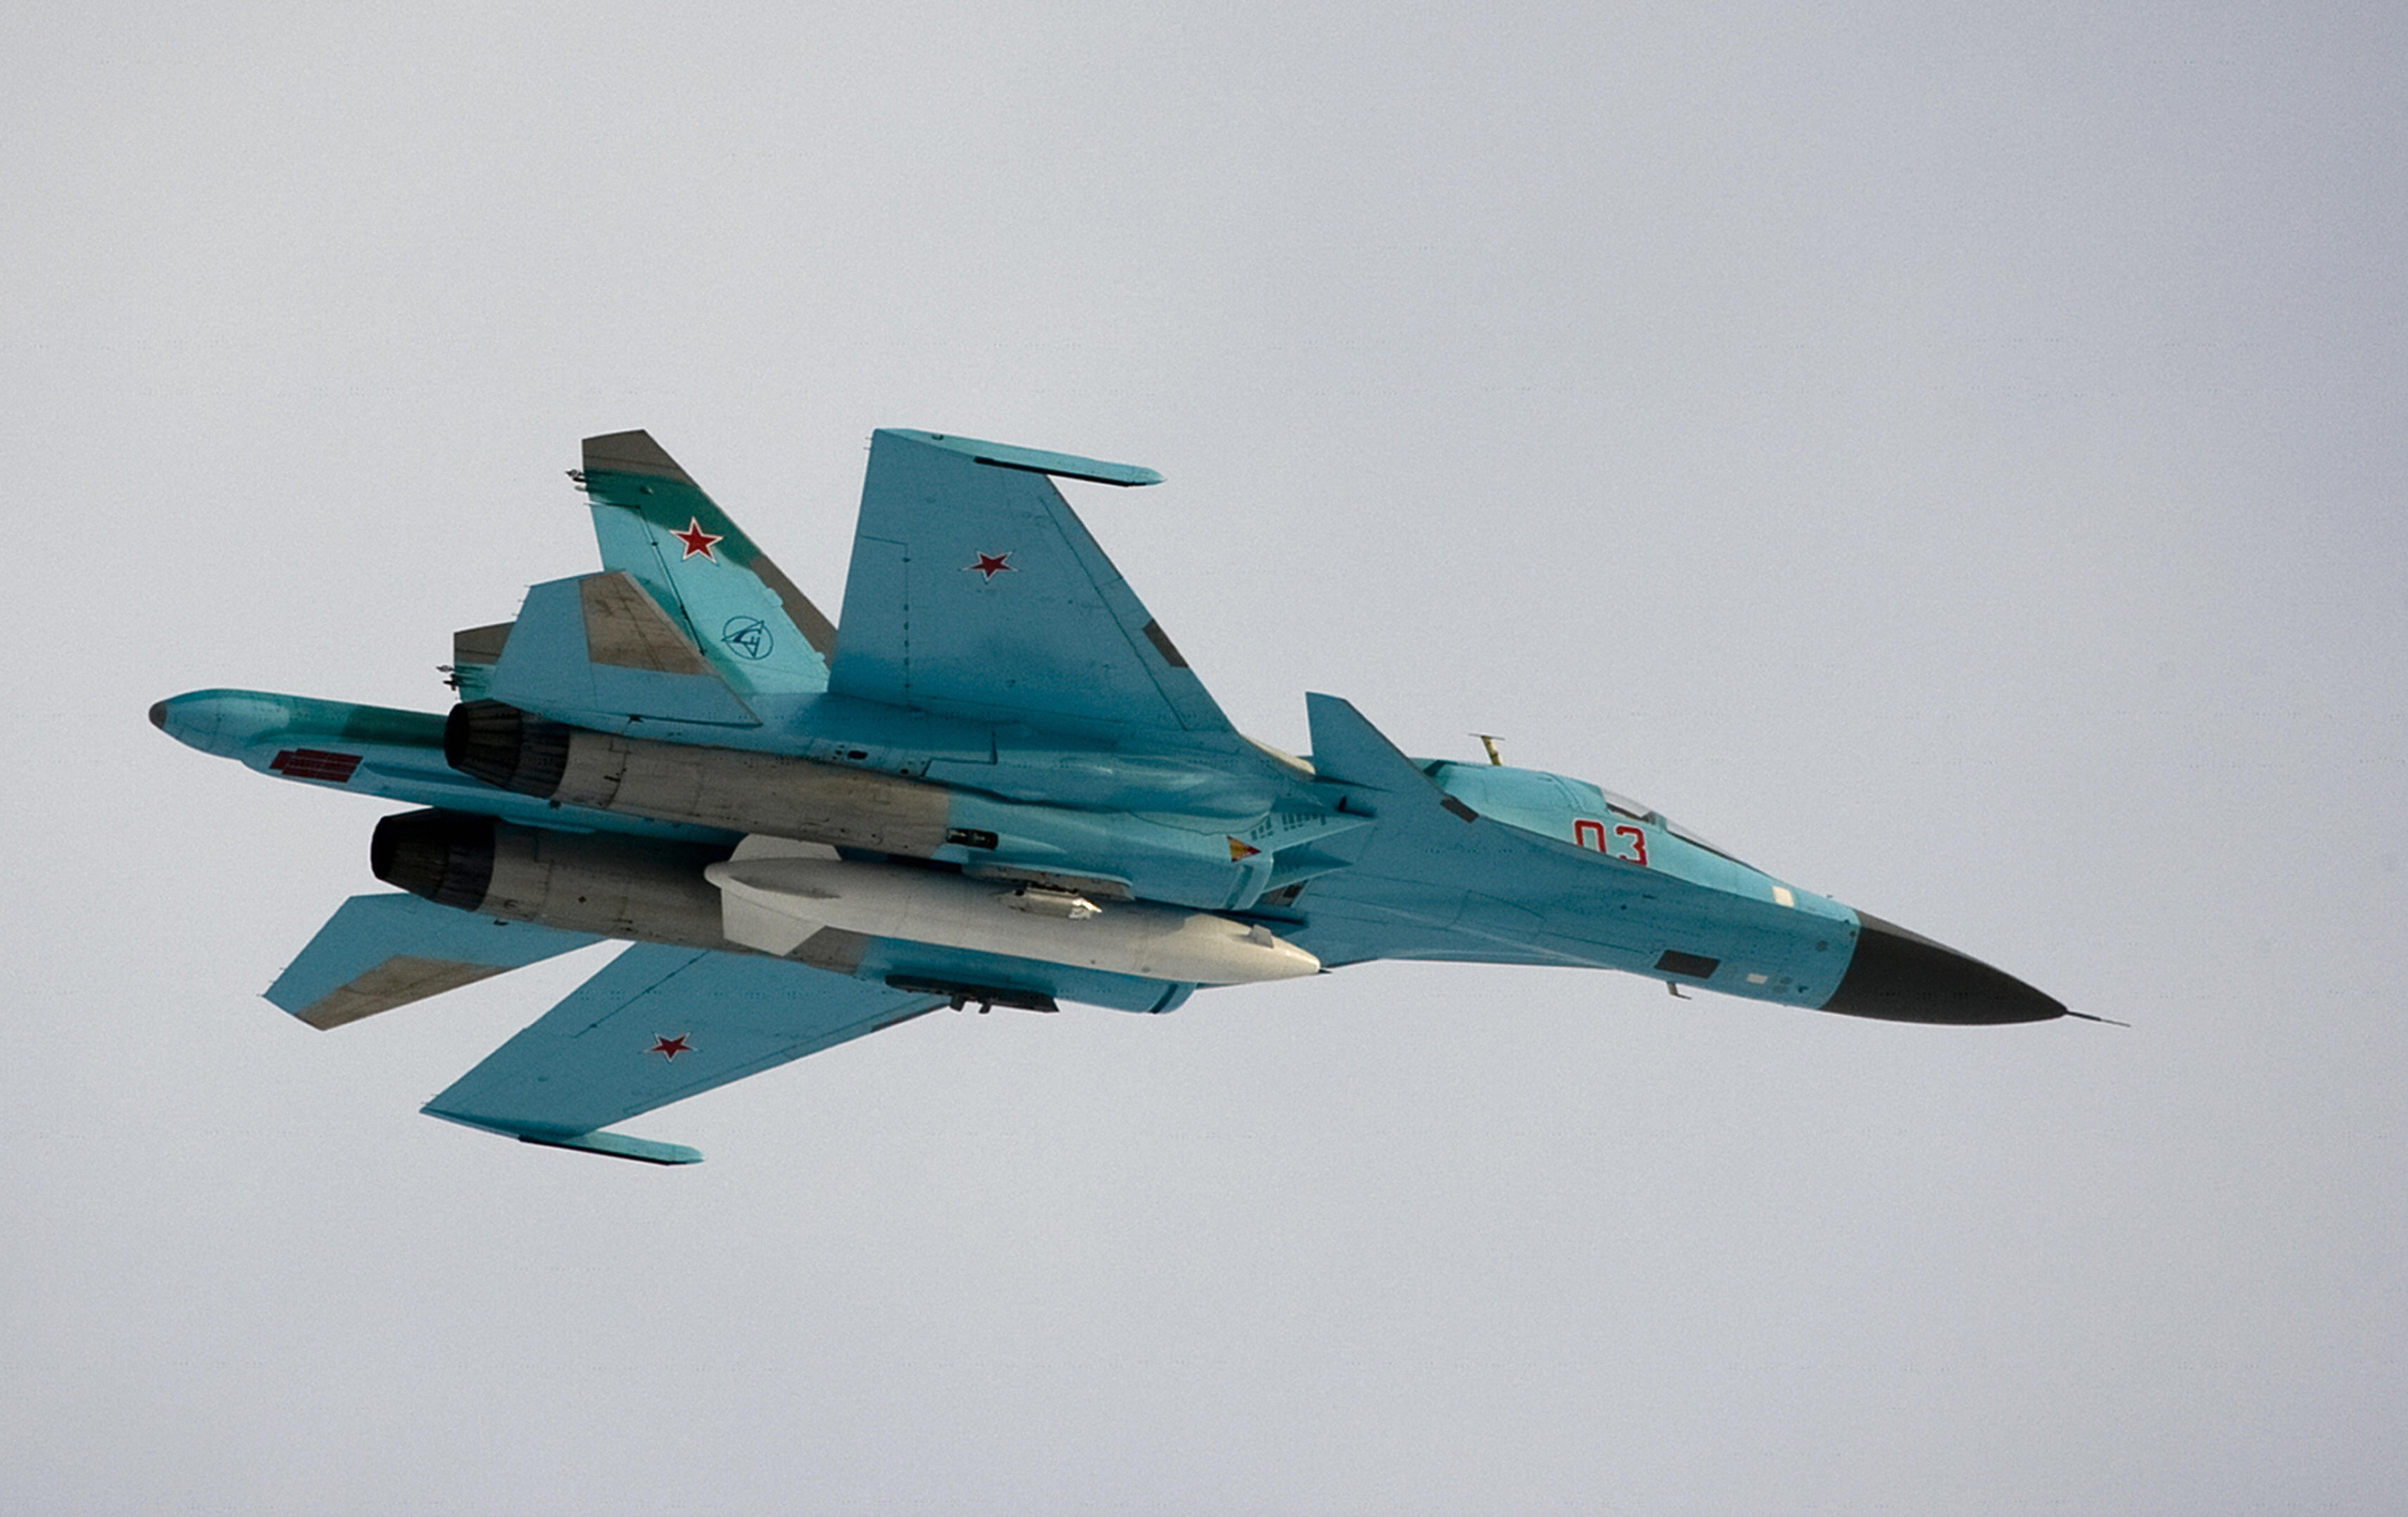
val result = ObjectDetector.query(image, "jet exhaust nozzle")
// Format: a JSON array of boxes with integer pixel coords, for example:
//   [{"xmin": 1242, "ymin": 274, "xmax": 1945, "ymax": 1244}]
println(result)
[
  {"xmin": 445, "ymin": 699, "xmax": 572, "ymax": 797},
  {"xmin": 371, "ymin": 809, "xmax": 498, "ymax": 909},
  {"xmin": 372, "ymin": 808, "xmax": 732, "ymax": 948},
  {"xmin": 441, "ymin": 700, "xmax": 954, "ymax": 856}
]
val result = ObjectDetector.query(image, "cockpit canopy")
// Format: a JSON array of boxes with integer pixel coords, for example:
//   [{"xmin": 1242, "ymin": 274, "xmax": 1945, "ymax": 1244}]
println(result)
[{"xmin": 1422, "ymin": 760, "xmax": 1748, "ymax": 866}]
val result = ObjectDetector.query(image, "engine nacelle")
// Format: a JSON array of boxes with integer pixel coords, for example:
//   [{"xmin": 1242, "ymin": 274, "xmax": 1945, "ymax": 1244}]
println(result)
[
  {"xmin": 445, "ymin": 699, "xmax": 955, "ymax": 857},
  {"xmin": 441, "ymin": 700, "xmax": 1287, "ymax": 911},
  {"xmin": 371, "ymin": 809, "xmax": 732, "ymax": 949}
]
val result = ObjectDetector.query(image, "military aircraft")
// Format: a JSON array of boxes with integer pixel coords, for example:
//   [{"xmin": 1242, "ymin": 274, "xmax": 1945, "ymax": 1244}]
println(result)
[{"xmin": 153, "ymin": 428, "xmax": 2069, "ymax": 1164}]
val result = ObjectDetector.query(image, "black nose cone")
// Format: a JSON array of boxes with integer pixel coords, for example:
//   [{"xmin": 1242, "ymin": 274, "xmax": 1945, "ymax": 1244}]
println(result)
[{"xmin": 1820, "ymin": 913, "xmax": 2064, "ymax": 1025}]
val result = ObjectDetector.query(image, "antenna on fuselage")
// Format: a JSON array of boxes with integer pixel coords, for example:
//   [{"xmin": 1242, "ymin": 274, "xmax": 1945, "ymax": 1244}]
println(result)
[{"xmin": 1473, "ymin": 733, "xmax": 1505, "ymax": 766}]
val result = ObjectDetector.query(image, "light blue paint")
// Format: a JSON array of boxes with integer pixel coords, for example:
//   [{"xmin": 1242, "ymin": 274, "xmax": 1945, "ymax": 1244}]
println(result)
[
  {"xmin": 827, "ymin": 430, "xmax": 1229, "ymax": 738},
  {"xmin": 488, "ymin": 575, "xmax": 760, "ymax": 729},
  {"xmin": 156, "ymin": 424, "xmax": 2061, "ymax": 1163}
]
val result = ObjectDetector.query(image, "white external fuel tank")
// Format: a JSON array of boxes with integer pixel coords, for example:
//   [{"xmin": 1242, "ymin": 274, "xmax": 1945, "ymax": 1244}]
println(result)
[{"xmin": 705, "ymin": 840, "xmax": 1319, "ymax": 987}]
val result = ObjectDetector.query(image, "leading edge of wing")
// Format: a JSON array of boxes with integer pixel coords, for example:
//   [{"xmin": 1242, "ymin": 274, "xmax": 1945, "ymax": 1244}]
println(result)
[
  {"xmin": 422, "ymin": 943, "xmax": 947, "ymax": 1163},
  {"xmin": 826, "ymin": 428, "xmax": 1231, "ymax": 739}
]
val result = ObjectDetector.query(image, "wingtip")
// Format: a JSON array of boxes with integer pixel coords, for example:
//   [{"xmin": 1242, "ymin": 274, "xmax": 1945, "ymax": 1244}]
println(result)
[
  {"xmin": 516, "ymin": 1131, "xmax": 706, "ymax": 1165},
  {"xmin": 422, "ymin": 1107, "xmax": 705, "ymax": 1165},
  {"xmin": 878, "ymin": 428, "xmax": 1162, "ymax": 487}
]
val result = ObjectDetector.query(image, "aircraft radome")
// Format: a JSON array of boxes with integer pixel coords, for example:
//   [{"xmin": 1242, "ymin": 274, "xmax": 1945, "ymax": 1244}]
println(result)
[{"xmin": 154, "ymin": 428, "xmax": 2075, "ymax": 1165}]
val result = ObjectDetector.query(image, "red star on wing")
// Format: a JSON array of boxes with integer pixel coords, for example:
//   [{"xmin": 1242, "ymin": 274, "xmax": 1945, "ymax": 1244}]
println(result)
[
  {"xmin": 649, "ymin": 1034, "xmax": 693, "ymax": 1060},
  {"xmin": 966, "ymin": 551, "xmax": 1015, "ymax": 580},
  {"xmin": 671, "ymin": 518, "xmax": 723, "ymax": 561}
]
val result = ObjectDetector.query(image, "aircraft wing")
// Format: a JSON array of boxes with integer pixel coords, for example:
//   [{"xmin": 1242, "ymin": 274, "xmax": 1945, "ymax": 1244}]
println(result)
[
  {"xmin": 827, "ymin": 429, "xmax": 1235, "ymax": 738},
  {"xmin": 421, "ymin": 944, "xmax": 948, "ymax": 1164}
]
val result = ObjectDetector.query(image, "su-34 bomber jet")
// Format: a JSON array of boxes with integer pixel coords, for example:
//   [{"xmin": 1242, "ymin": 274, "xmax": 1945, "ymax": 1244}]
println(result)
[{"xmin": 154, "ymin": 428, "xmax": 2074, "ymax": 1165}]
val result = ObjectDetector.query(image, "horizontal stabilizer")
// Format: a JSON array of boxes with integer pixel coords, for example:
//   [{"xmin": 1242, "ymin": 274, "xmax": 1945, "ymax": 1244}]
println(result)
[
  {"xmin": 448, "ymin": 622, "xmax": 511, "ymax": 701},
  {"xmin": 266, "ymin": 893, "xmax": 601, "ymax": 1030},
  {"xmin": 488, "ymin": 572, "xmax": 760, "ymax": 728}
]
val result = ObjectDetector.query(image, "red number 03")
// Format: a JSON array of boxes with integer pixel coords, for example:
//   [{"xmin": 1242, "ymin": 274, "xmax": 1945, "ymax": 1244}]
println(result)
[{"xmin": 1574, "ymin": 819, "xmax": 1649, "ymax": 867}]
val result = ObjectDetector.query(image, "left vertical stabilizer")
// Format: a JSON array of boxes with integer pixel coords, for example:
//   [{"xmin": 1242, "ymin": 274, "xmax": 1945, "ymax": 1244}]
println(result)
[{"xmin": 578, "ymin": 430, "xmax": 834, "ymax": 698}]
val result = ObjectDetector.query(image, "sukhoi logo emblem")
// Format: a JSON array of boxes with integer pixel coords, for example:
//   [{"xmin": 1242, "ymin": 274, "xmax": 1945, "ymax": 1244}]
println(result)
[{"xmin": 721, "ymin": 616, "xmax": 773, "ymax": 660}]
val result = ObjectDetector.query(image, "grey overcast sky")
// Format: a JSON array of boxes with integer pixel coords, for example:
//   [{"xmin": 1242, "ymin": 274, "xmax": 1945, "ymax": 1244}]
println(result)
[{"xmin": 5, "ymin": 4, "xmax": 2403, "ymax": 1512}]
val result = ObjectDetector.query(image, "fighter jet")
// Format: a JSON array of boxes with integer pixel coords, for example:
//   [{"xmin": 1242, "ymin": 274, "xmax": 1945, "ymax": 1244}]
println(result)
[{"xmin": 153, "ymin": 428, "xmax": 2067, "ymax": 1164}]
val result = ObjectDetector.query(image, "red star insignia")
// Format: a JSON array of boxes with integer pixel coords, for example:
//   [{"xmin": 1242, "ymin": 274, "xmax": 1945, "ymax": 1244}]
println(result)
[
  {"xmin": 671, "ymin": 518, "xmax": 723, "ymax": 561},
  {"xmin": 649, "ymin": 1034, "xmax": 692, "ymax": 1059},
  {"xmin": 966, "ymin": 551, "xmax": 1015, "ymax": 580}
]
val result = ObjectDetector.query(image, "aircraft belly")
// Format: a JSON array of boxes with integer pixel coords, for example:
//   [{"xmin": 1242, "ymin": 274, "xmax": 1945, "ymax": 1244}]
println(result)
[
  {"xmin": 943, "ymin": 794, "xmax": 1262, "ymax": 911},
  {"xmin": 1522, "ymin": 880, "xmax": 1852, "ymax": 1004}
]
